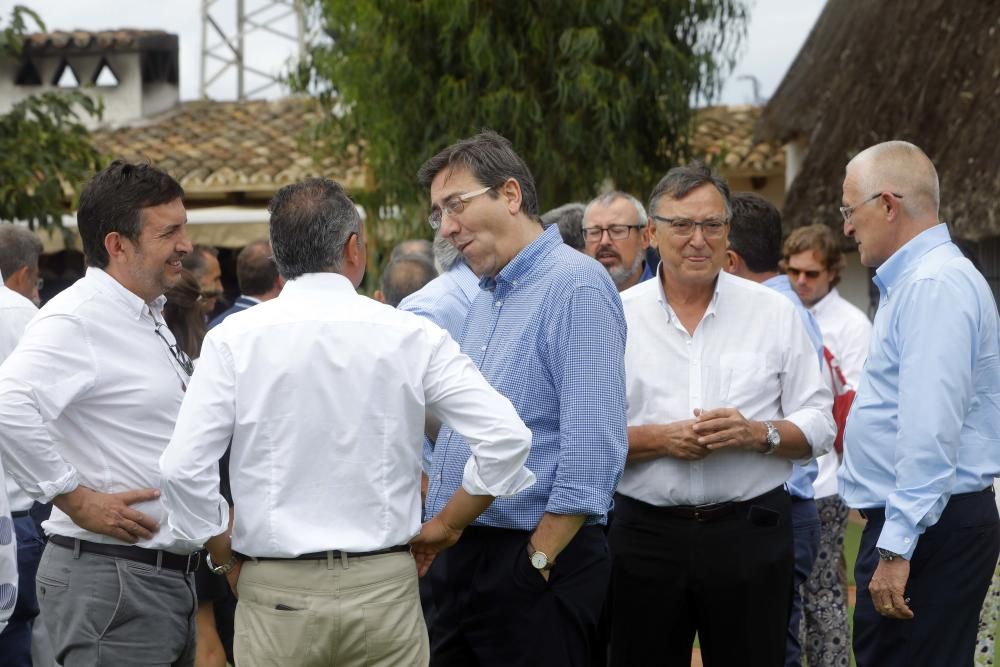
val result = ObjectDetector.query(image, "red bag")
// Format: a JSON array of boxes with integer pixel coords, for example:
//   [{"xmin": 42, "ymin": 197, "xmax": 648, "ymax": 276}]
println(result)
[{"xmin": 823, "ymin": 346, "xmax": 855, "ymax": 456}]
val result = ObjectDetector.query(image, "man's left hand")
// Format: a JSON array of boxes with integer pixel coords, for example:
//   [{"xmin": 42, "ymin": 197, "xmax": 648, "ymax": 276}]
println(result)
[
  {"xmin": 692, "ymin": 408, "xmax": 766, "ymax": 452},
  {"xmin": 869, "ymin": 558, "xmax": 913, "ymax": 620}
]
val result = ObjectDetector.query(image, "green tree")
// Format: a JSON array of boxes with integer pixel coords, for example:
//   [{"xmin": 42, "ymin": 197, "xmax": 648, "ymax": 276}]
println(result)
[
  {"xmin": 0, "ymin": 5, "xmax": 103, "ymax": 229},
  {"xmin": 293, "ymin": 0, "xmax": 749, "ymax": 265}
]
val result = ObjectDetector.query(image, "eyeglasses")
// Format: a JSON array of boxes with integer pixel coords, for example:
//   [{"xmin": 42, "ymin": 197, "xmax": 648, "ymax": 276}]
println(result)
[
  {"xmin": 582, "ymin": 224, "xmax": 643, "ymax": 242},
  {"xmin": 786, "ymin": 267, "xmax": 823, "ymax": 280},
  {"xmin": 651, "ymin": 215, "xmax": 728, "ymax": 239},
  {"xmin": 153, "ymin": 318, "xmax": 195, "ymax": 378},
  {"xmin": 428, "ymin": 186, "xmax": 493, "ymax": 230},
  {"xmin": 839, "ymin": 192, "xmax": 903, "ymax": 223}
]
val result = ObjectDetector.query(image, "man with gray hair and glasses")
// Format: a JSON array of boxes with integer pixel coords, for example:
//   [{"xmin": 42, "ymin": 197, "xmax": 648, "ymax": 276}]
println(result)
[
  {"xmin": 610, "ymin": 162, "xmax": 834, "ymax": 666},
  {"xmin": 839, "ymin": 141, "xmax": 1000, "ymax": 666},
  {"xmin": 159, "ymin": 177, "xmax": 535, "ymax": 667},
  {"xmin": 582, "ymin": 191, "xmax": 655, "ymax": 291}
]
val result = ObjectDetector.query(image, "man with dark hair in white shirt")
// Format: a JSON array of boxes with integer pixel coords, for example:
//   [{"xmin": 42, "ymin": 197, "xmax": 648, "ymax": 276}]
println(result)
[
  {"xmin": 609, "ymin": 163, "xmax": 835, "ymax": 666},
  {"xmin": 0, "ymin": 160, "xmax": 202, "ymax": 667},
  {"xmin": 159, "ymin": 177, "xmax": 535, "ymax": 667}
]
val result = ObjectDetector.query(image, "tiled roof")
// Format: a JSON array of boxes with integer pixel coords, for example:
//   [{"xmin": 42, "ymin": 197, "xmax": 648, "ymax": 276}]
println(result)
[
  {"xmin": 691, "ymin": 105, "xmax": 784, "ymax": 175},
  {"xmin": 91, "ymin": 97, "xmax": 366, "ymax": 196},
  {"xmin": 24, "ymin": 30, "xmax": 176, "ymax": 53}
]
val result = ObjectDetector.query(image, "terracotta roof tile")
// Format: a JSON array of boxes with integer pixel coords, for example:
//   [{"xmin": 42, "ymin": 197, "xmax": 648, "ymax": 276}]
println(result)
[
  {"xmin": 24, "ymin": 30, "xmax": 176, "ymax": 54},
  {"xmin": 690, "ymin": 105, "xmax": 784, "ymax": 175},
  {"xmin": 91, "ymin": 98, "xmax": 365, "ymax": 196}
]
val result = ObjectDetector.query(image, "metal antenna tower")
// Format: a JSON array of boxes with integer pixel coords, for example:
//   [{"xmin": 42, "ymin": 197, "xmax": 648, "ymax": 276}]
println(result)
[{"xmin": 199, "ymin": 0, "xmax": 307, "ymax": 100}]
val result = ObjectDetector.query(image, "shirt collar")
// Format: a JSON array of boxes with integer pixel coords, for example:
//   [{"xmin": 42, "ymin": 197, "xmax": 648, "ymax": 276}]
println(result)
[
  {"xmin": 86, "ymin": 267, "xmax": 164, "ymax": 320},
  {"xmin": 873, "ymin": 223, "xmax": 951, "ymax": 295},
  {"xmin": 479, "ymin": 224, "xmax": 560, "ymax": 292},
  {"xmin": 654, "ymin": 263, "xmax": 723, "ymax": 322},
  {"xmin": 281, "ymin": 272, "xmax": 356, "ymax": 296},
  {"xmin": 810, "ymin": 287, "xmax": 840, "ymax": 316},
  {"xmin": 451, "ymin": 262, "xmax": 482, "ymax": 303}
]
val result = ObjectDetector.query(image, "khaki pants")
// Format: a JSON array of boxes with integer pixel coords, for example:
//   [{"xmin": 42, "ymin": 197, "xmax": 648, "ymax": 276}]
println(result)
[{"xmin": 234, "ymin": 551, "xmax": 428, "ymax": 667}]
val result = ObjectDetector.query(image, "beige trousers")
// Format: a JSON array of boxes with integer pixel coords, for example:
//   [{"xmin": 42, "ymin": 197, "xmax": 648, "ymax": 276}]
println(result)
[{"xmin": 234, "ymin": 551, "xmax": 428, "ymax": 666}]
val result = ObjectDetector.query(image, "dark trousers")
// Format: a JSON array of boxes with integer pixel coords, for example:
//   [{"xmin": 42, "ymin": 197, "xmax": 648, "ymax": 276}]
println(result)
[
  {"xmin": 609, "ymin": 487, "xmax": 794, "ymax": 667},
  {"xmin": 0, "ymin": 515, "xmax": 45, "ymax": 667},
  {"xmin": 427, "ymin": 524, "xmax": 610, "ymax": 666},
  {"xmin": 853, "ymin": 487, "xmax": 1000, "ymax": 667},
  {"xmin": 786, "ymin": 497, "xmax": 821, "ymax": 667}
]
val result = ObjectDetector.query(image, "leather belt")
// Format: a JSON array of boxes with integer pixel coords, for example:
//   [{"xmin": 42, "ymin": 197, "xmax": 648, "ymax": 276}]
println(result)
[
  {"xmin": 239, "ymin": 544, "xmax": 411, "ymax": 562},
  {"xmin": 622, "ymin": 485, "xmax": 787, "ymax": 524},
  {"xmin": 10, "ymin": 510, "xmax": 30, "ymax": 518},
  {"xmin": 49, "ymin": 535, "xmax": 200, "ymax": 573}
]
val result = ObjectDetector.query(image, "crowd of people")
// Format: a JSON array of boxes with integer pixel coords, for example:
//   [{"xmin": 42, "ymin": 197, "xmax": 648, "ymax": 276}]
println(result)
[{"xmin": 0, "ymin": 133, "xmax": 997, "ymax": 667}]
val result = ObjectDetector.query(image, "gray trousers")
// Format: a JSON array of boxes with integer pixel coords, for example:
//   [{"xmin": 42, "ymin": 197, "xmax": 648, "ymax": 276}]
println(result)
[{"xmin": 35, "ymin": 541, "xmax": 197, "ymax": 666}]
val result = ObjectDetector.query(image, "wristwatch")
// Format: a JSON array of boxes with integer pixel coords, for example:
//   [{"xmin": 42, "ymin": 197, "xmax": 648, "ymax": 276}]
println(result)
[
  {"xmin": 876, "ymin": 547, "xmax": 904, "ymax": 562},
  {"xmin": 526, "ymin": 543, "xmax": 554, "ymax": 572},
  {"xmin": 762, "ymin": 421, "xmax": 780, "ymax": 456},
  {"xmin": 206, "ymin": 552, "xmax": 240, "ymax": 575}
]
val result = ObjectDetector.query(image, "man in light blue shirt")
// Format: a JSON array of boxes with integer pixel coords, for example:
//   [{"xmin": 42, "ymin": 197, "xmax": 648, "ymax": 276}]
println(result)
[{"xmin": 839, "ymin": 141, "xmax": 1000, "ymax": 666}]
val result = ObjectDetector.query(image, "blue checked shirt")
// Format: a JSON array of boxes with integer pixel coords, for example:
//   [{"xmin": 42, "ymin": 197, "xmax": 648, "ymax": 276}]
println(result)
[
  {"xmin": 840, "ymin": 224, "xmax": 1000, "ymax": 559},
  {"xmin": 425, "ymin": 225, "xmax": 628, "ymax": 529}
]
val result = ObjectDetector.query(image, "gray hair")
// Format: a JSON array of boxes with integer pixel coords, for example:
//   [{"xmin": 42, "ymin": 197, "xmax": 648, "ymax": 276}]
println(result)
[
  {"xmin": 180, "ymin": 244, "xmax": 218, "ymax": 278},
  {"xmin": 433, "ymin": 233, "xmax": 463, "ymax": 272},
  {"xmin": 390, "ymin": 239, "xmax": 434, "ymax": 265},
  {"xmin": 848, "ymin": 140, "xmax": 940, "ymax": 217},
  {"xmin": 380, "ymin": 255, "xmax": 437, "ymax": 307},
  {"xmin": 268, "ymin": 178, "xmax": 362, "ymax": 280},
  {"xmin": 583, "ymin": 191, "xmax": 647, "ymax": 228},
  {"xmin": 541, "ymin": 202, "xmax": 586, "ymax": 250},
  {"xmin": 647, "ymin": 162, "xmax": 732, "ymax": 221},
  {"xmin": 0, "ymin": 224, "xmax": 43, "ymax": 280}
]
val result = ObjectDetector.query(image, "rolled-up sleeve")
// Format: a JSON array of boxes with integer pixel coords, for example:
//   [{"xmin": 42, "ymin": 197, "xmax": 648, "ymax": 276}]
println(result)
[
  {"xmin": 159, "ymin": 334, "xmax": 235, "ymax": 546},
  {"xmin": 423, "ymin": 332, "xmax": 535, "ymax": 498},
  {"xmin": 0, "ymin": 314, "xmax": 93, "ymax": 501},
  {"xmin": 781, "ymin": 305, "xmax": 836, "ymax": 464},
  {"xmin": 546, "ymin": 285, "xmax": 628, "ymax": 518}
]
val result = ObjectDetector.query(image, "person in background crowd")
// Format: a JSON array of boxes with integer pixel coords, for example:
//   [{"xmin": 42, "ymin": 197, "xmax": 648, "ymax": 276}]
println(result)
[
  {"xmin": 374, "ymin": 253, "xmax": 437, "ymax": 307},
  {"xmin": 541, "ymin": 202, "xmax": 586, "ymax": 251},
  {"xmin": 782, "ymin": 223, "xmax": 870, "ymax": 667},
  {"xmin": 208, "ymin": 239, "xmax": 283, "ymax": 330},
  {"xmin": 0, "ymin": 160, "xmax": 201, "ymax": 666},
  {"xmin": 610, "ymin": 163, "xmax": 834, "ymax": 667},
  {"xmin": 182, "ymin": 244, "xmax": 223, "ymax": 320},
  {"xmin": 0, "ymin": 229, "xmax": 45, "ymax": 665},
  {"xmin": 164, "ymin": 270, "xmax": 207, "ymax": 361},
  {"xmin": 582, "ymin": 191, "xmax": 655, "ymax": 291},
  {"xmin": 391, "ymin": 238, "xmax": 435, "ymax": 266},
  {"xmin": 840, "ymin": 141, "xmax": 1000, "ymax": 666},
  {"xmin": 159, "ymin": 177, "xmax": 535, "ymax": 667},
  {"xmin": 418, "ymin": 130, "xmax": 628, "ymax": 666},
  {"xmin": 725, "ymin": 192, "xmax": 827, "ymax": 667}
]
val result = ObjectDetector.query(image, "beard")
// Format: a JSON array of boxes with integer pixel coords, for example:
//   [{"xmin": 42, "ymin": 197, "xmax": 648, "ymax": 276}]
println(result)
[{"xmin": 607, "ymin": 251, "xmax": 644, "ymax": 289}]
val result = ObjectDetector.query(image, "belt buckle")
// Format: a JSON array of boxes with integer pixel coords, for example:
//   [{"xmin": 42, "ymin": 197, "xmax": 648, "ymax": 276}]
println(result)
[
  {"xmin": 186, "ymin": 551, "xmax": 201, "ymax": 574},
  {"xmin": 693, "ymin": 503, "xmax": 716, "ymax": 522}
]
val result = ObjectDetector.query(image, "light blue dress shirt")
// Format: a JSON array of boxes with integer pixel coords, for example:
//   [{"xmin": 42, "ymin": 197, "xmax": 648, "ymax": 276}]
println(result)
[
  {"xmin": 764, "ymin": 274, "xmax": 825, "ymax": 500},
  {"xmin": 839, "ymin": 224, "xmax": 1000, "ymax": 559},
  {"xmin": 398, "ymin": 261, "xmax": 481, "ymax": 342},
  {"xmin": 425, "ymin": 225, "xmax": 629, "ymax": 529}
]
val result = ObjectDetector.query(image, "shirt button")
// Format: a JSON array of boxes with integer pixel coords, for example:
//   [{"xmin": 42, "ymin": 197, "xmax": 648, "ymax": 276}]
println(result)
[
  {"xmin": 480, "ymin": 345, "xmax": 487, "ymax": 351},
  {"xmin": 903, "ymin": 538, "xmax": 911, "ymax": 544},
  {"xmin": 495, "ymin": 300, "xmax": 502, "ymax": 307}
]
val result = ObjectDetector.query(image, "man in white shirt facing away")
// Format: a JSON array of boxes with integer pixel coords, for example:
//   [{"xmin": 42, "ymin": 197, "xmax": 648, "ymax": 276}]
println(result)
[
  {"xmin": 0, "ymin": 160, "xmax": 202, "ymax": 666},
  {"xmin": 159, "ymin": 178, "xmax": 535, "ymax": 667},
  {"xmin": 0, "ymin": 268, "xmax": 20, "ymax": 641},
  {"xmin": 609, "ymin": 163, "xmax": 835, "ymax": 667},
  {"xmin": 0, "ymin": 226, "xmax": 45, "ymax": 666}
]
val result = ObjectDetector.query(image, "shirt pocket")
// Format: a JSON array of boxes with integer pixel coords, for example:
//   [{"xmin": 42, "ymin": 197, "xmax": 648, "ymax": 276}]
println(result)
[{"xmin": 719, "ymin": 352, "xmax": 774, "ymax": 409}]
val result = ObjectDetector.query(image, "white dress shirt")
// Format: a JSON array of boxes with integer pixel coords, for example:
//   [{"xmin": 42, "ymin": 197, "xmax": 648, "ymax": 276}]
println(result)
[
  {"xmin": 619, "ymin": 270, "xmax": 835, "ymax": 506},
  {"xmin": 159, "ymin": 272, "xmax": 535, "ymax": 557},
  {"xmin": 0, "ymin": 268, "xmax": 195, "ymax": 553},
  {"xmin": 0, "ymin": 286, "xmax": 39, "ymax": 512},
  {"xmin": 810, "ymin": 287, "xmax": 873, "ymax": 498}
]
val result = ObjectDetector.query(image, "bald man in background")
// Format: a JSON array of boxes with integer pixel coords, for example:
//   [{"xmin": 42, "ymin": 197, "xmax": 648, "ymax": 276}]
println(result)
[{"xmin": 838, "ymin": 141, "xmax": 1000, "ymax": 666}]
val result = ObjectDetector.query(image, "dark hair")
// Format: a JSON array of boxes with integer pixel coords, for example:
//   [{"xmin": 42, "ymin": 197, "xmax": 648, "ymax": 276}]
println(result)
[
  {"xmin": 417, "ymin": 130, "xmax": 539, "ymax": 218},
  {"xmin": 268, "ymin": 178, "xmax": 361, "ymax": 280},
  {"xmin": 0, "ymin": 224, "xmax": 43, "ymax": 279},
  {"xmin": 163, "ymin": 269, "xmax": 207, "ymax": 359},
  {"xmin": 541, "ymin": 202, "xmax": 586, "ymax": 250},
  {"xmin": 180, "ymin": 244, "xmax": 219, "ymax": 277},
  {"xmin": 781, "ymin": 224, "xmax": 846, "ymax": 288},
  {"xmin": 77, "ymin": 160, "xmax": 184, "ymax": 268},
  {"xmin": 236, "ymin": 240, "xmax": 279, "ymax": 296},
  {"xmin": 728, "ymin": 192, "xmax": 783, "ymax": 273},
  {"xmin": 647, "ymin": 161, "xmax": 731, "ymax": 221},
  {"xmin": 380, "ymin": 255, "xmax": 437, "ymax": 307}
]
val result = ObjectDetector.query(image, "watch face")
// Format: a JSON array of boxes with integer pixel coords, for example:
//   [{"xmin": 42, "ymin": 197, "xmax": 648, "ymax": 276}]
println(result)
[{"xmin": 530, "ymin": 552, "xmax": 548, "ymax": 570}]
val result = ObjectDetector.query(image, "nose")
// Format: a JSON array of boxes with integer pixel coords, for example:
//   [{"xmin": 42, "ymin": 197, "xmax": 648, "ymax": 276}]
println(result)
[
  {"xmin": 688, "ymin": 225, "xmax": 707, "ymax": 247},
  {"xmin": 439, "ymin": 213, "xmax": 460, "ymax": 240},
  {"xmin": 795, "ymin": 272, "xmax": 808, "ymax": 286},
  {"xmin": 843, "ymin": 219, "xmax": 855, "ymax": 238},
  {"xmin": 177, "ymin": 226, "xmax": 194, "ymax": 255}
]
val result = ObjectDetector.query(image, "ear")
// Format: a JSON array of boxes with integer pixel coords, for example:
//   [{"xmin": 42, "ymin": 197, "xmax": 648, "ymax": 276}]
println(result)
[
  {"xmin": 883, "ymin": 192, "xmax": 901, "ymax": 222},
  {"xmin": 4, "ymin": 265, "xmax": 30, "ymax": 294},
  {"xmin": 104, "ymin": 232, "xmax": 129, "ymax": 263},
  {"xmin": 373, "ymin": 289, "xmax": 386, "ymax": 304},
  {"xmin": 498, "ymin": 178, "xmax": 523, "ymax": 216},
  {"xmin": 640, "ymin": 224, "xmax": 652, "ymax": 249},
  {"xmin": 724, "ymin": 249, "xmax": 740, "ymax": 274}
]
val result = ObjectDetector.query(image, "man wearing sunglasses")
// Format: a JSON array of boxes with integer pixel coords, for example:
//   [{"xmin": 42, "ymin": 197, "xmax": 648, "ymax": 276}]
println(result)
[
  {"xmin": 0, "ymin": 161, "xmax": 202, "ymax": 666},
  {"xmin": 839, "ymin": 141, "xmax": 1000, "ymax": 666},
  {"xmin": 581, "ymin": 191, "xmax": 655, "ymax": 291}
]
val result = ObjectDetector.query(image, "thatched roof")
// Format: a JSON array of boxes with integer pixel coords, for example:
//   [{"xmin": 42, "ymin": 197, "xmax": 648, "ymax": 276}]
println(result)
[{"xmin": 756, "ymin": 0, "xmax": 1000, "ymax": 240}]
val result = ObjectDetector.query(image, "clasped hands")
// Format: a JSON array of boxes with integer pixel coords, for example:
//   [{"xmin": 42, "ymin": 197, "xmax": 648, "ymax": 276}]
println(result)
[{"xmin": 665, "ymin": 408, "xmax": 767, "ymax": 460}]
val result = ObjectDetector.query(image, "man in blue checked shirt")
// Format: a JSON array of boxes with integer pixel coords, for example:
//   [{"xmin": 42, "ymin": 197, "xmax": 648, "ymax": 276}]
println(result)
[
  {"xmin": 839, "ymin": 141, "xmax": 1000, "ymax": 667},
  {"xmin": 417, "ymin": 131, "xmax": 628, "ymax": 666}
]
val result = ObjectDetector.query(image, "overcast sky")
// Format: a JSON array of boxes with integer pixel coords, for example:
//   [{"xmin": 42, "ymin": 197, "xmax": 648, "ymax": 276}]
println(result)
[{"xmin": 12, "ymin": 0, "xmax": 827, "ymax": 105}]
